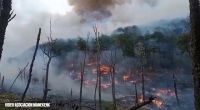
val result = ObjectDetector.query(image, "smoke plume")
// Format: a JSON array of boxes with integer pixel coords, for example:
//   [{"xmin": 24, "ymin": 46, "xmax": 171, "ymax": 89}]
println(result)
[{"xmin": 68, "ymin": 0, "xmax": 159, "ymax": 22}]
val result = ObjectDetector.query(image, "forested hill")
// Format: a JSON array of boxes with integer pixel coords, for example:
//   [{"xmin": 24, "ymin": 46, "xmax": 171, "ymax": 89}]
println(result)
[
  {"xmin": 114, "ymin": 17, "xmax": 189, "ymax": 37},
  {"xmin": 8, "ymin": 17, "xmax": 190, "ymax": 70}
]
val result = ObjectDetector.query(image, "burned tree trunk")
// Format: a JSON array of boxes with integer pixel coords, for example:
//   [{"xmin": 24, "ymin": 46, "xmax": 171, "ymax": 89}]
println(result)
[
  {"xmin": 189, "ymin": 0, "xmax": 200, "ymax": 109},
  {"xmin": 9, "ymin": 63, "xmax": 29, "ymax": 92},
  {"xmin": 141, "ymin": 72, "xmax": 145, "ymax": 101},
  {"xmin": 128, "ymin": 96, "xmax": 156, "ymax": 110},
  {"xmin": 93, "ymin": 25, "xmax": 102, "ymax": 110},
  {"xmin": 21, "ymin": 28, "xmax": 41, "ymax": 102},
  {"xmin": 97, "ymin": 36, "xmax": 102, "ymax": 110},
  {"xmin": 135, "ymin": 43, "xmax": 146, "ymax": 101},
  {"xmin": 1, "ymin": 75, "xmax": 4, "ymax": 89},
  {"xmin": 134, "ymin": 83, "xmax": 138, "ymax": 105},
  {"xmin": 43, "ymin": 57, "xmax": 51, "ymax": 102},
  {"xmin": 41, "ymin": 18, "xmax": 57, "ymax": 103},
  {"xmin": 0, "ymin": 0, "xmax": 16, "ymax": 61},
  {"xmin": 79, "ymin": 63, "xmax": 83, "ymax": 110},
  {"xmin": 0, "ymin": 73, "xmax": 1, "ymax": 85},
  {"xmin": 110, "ymin": 49, "xmax": 117, "ymax": 110},
  {"xmin": 111, "ymin": 66, "xmax": 117, "ymax": 110},
  {"xmin": 172, "ymin": 74, "xmax": 180, "ymax": 107},
  {"xmin": 79, "ymin": 34, "xmax": 89, "ymax": 110},
  {"xmin": 94, "ymin": 65, "xmax": 99, "ymax": 108}
]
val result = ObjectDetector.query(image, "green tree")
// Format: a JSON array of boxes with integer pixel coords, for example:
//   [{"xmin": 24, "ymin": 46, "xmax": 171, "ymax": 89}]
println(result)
[
  {"xmin": 114, "ymin": 33, "xmax": 135, "ymax": 57},
  {"xmin": 91, "ymin": 34, "xmax": 113, "ymax": 53},
  {"xmin": 77, "ymin": 38, "xmax": 89, "ymax": 51},
  {"xmin": 177, "ymin": 34, "xmax": 191, "ymax": 57}
]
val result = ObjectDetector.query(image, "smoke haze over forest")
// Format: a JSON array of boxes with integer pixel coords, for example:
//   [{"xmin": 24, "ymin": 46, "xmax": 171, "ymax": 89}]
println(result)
[
  {"xmin": 2, "ymin": 0, "xmax": 189, "ymax": 58},
  {"xmin": 0, "ymin": 1, "xmax": 195, "ymax": 109}
]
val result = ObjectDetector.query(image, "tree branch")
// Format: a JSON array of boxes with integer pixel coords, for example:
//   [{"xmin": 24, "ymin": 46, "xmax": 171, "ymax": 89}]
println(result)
[{"xmin": 128, "ymin": 96, "xmax": 156, "ymax": 110}]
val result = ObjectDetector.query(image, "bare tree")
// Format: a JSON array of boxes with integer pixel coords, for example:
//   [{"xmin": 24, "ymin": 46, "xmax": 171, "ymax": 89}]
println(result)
[
  {"xmin": 135, "ymin": 43, "xmax": 146, "ymax": 101},
  {"xmin": 0, "ymin": 0, "xmax": 16, "ymax": 61},
  {"xmin": 79, "ymin": 33, "xmax": 89, "ymax": 110},
  {"xmin": 1, "ymin": 75, "xmax": 4, "ymax": 90},
  {"xmin": 134, "ymin": 83, "xmax": 138, "ymax": 105},
  {"xmin": 40, "ymin": 18, "xmax": 57, "ymax": 102},
  {"xmin": 21, "ymin": 28, "xmax": 41, "ymax": 102},
  {"xmin": 105, "ymin": 48, "xmax": 117, "ymax": 110},
  {"xmin": 0, "ymin": 73, "xmax": 1, "ymax": 85},
  {"xmin": 172, "ymin": 74, "xmax": 180, "ymax": 107},
  {"xmin": 93, "ymin": 25, "xmax": 102, "ymax": 110},
  {"xmin": 110, "ymin": 49, "xmax": 117, "ymax": 110},
  {"xmin": 9, "ymin": 63, "xmax": 29, "ymax": 92}
]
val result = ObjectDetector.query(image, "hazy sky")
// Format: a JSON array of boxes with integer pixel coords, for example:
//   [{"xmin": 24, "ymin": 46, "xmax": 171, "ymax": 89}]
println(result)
[{"xmin": 3, "ymin": 0, "xmax": 189, "ymax": 59}]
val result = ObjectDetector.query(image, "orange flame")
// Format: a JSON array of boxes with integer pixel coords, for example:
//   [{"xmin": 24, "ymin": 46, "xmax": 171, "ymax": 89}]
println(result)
[
  {"xmin": 123, "ymin": 74, "xmax": 130, "ymax": 81},
  {"xmin": 153, "ymin": 99, "xmax": 164, "ymax": 107}
]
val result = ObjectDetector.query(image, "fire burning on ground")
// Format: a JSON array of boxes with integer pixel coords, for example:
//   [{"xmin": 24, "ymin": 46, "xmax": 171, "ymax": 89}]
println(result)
[
  {"xmin": 41, "ymin": 58, "xmax": 192, "ymax": 110},
  {"xmin": 12, "ymin": 51, "xmax": 193, "ymax": 110}
]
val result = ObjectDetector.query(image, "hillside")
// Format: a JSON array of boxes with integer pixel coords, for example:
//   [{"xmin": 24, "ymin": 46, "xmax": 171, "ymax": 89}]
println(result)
[{"xmin": 3, "ymin": 17, "xmax": 194, "ymax": 110}]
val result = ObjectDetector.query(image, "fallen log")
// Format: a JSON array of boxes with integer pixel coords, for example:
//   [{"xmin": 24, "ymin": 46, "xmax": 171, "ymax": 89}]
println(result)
[{"xmin": 128, "ymin": 96, "xmax": 156, "ymax": 110}]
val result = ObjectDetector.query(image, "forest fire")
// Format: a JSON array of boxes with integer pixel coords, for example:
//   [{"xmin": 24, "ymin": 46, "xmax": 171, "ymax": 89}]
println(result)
[
  {"xmin": 63, "ymin": 63, "xmax": 173, "ymax": 108},
  {"xmin": 101, "ymin": 83, "xmax": 111, "ymax": 89},
  {"xmin": 123, "ymin": 74, "xmax": 130, "ymax": 81},
  {"xmin": 1, "ymin": 2, "xmax": 195, "ymax": 109},
  {"xmin": 137, "ymin": 95, "xmax": 164, "ymax": 108},
  {"xmin": 25, "ymin": 48, "xmax": 193, "ymax": 110},
  {"xmin": 92, "ymin": 65, "xmax": 110, "ymax": 75},
  {"xmin": 153, "ymin": 99, "xmax": 164, "ymax": 107},
  {"xmin": 152, "ymin": 88, "xmax": 176, "ymax": 97}
]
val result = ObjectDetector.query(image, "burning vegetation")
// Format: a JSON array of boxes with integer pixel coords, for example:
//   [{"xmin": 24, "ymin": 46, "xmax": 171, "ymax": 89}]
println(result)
[{"xmin": 2, "ymin": 18, "xmax": 194, "ymax": 110}]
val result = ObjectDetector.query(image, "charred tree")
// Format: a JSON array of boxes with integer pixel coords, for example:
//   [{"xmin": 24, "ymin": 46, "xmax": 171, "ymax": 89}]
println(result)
[
  {"xmin": 21, "ymin": 28, "xmax": 41, "ymax": 102},
  {"xmin": 128, "ymin": 96, "xmax": 156, "ymax": 110},
  {"xmin": 41, "ymin": 18, "xmax": 57, "ymax": 103},
  {"xmin": 79, "ymin": 33, "xmax": 89, "ymax": 110},
  {"xmin": 1, "ymin": 75, "xmax": 4, "ymax": 89},
  {"xmin": 111, "ymin": 66, "xmax": 117, "ymax": 110},
  {"xmin": 0, "ymin": 0, "xmax": 16, "ymax": 61},
  {"xmin": 71, "ymin": 88, "xmax": 73, "ymax": 100},
  {"xmin": 134, "ymin": 83, "xmax": 138, "ymax": 105},
  {"xmin": 9, "ymin": 63, "xmax": 29, "ymax": 92},
  {"xmin": 94, "ymin": 65, "xmax": 99, "ymax": 108},
  {"xmin": 189, "ymin": 0, "xmax": 200, "ymax": 109},
  {"xmin": 141, "ymin": 72, "xmax": 145, "ymax": 101},
  {"xmin": 172, "ymin": 74, "xmax": 180, "ymax": 107},
  {"xmin": 0, "ymin": 73, "xmax": 1, "ymax": 85},
  {"xmin": 93, "ymin": 25, "xmax": 102, "ymax": 110},
  {"xmin": 110, "ymin": 49, "xmax": 117, "ymax": 110},
  {"xmin": 135, "ymin": 43, "xmax": 146, "ymax": 101}
]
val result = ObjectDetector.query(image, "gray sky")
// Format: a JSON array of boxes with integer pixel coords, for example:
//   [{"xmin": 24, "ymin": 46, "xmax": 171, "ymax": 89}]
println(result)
[{"xmin": 3, "ymin": 0, "xmax": 189, "ymax": 59}]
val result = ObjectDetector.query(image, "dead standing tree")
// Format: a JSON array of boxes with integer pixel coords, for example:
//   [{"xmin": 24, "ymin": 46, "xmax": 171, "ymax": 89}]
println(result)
[
  {"xmin": 79, "ymin": 33, "xmax": 89, "ymax": 110},
  {"xmin": 9, "ymin": 63, "xmax": 29, "ymax": 92},
  {"xmin": 105, "ymin": 48, "xmax": 117, "ymax": 109},
  {"xmin": 172, "ymin": 74, "xmax": 180, "ymax": 107},
  {"xmin": 105, "ymin": 48, "xmax": 117, "ymax": 110},
  {"xmin": 21, "ymin": 28, "xmax": 41, "ymax": 102},
  {"xmin": 93, "ymin": 25, "xmax": 102, "ymax": 110},
  {"xmin": 40, "ymin": 19, "xmax": 57, "ymax": 103},
  {"xmin": 134, "ymin": 43, "xmax": 146, "ymax": 101},
  {"xmin": 0, "ymin": 0, "xmax": 16, "ymax": 61},
  {"xmin": 1, "ymin": 75, "xmax": 4, "ymax": 90}
]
